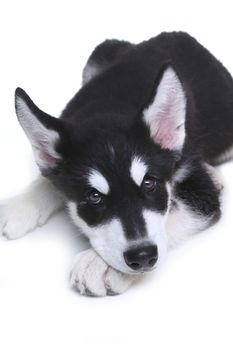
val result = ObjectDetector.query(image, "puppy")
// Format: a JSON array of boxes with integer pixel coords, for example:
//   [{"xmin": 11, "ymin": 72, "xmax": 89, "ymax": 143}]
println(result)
[{"xmin": 1, "ymin": 31, "xmax": 231, "ymax": 296}]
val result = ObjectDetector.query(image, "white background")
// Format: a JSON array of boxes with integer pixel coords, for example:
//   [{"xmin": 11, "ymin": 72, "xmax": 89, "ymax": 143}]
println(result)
[{"xmin": 0, "ymin": 1, "xmax": 233, "ymax": 349}]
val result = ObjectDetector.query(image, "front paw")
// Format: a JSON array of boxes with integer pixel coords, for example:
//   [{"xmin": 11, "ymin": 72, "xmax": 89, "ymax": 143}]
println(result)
[
  {"xmin": 0, "ymin": 194, "xmax": 53, "ymax": 240},
  {"xmin": 70, "ymin": 249, "xmax": 136, "ymax": 297},
  {"xmin": 0, "ymin": 198, "xmax": 42, "ymax": 240}
]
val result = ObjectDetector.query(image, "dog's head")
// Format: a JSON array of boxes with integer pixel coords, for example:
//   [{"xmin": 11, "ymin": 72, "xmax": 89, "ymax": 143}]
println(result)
[{"xmin": 15, "ymin": 66, "xmax": 186, "ymax": 274}]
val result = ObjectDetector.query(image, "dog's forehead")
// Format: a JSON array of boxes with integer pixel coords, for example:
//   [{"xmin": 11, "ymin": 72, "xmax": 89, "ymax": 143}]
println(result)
[
  {"xmin": 87, "ymin": 155, "xmax": 148, "ymax": 193},
  {"xmin": 85, "ymin": 143, "xmax": 150, "ymax": 194},
  {"xmin": 77, "ymin": 133, "xmax": 175, "ymax": 192}
]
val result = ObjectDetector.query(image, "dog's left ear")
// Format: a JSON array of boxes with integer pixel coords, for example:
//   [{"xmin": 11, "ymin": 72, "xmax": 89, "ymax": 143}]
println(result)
[
  {"xmin": 143, "ymin": 66, "xmax": 186, "ymax": 152},
  {"xmin": 15, "ymin": 88, "xmax": 65, "ymax": 174}
]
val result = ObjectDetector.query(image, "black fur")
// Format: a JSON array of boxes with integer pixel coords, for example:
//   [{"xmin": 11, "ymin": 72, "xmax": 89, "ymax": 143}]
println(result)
[
  {"xmin": 174, "ymin": 158, "xmax": 221, "ymax": 222},
  {"xmin": 15, "ymin": 31, "xmax": 233, "ymax": 237},
  {"xmin": 65, "ymin": 32, "xmax": 233, "ymax": 162}
]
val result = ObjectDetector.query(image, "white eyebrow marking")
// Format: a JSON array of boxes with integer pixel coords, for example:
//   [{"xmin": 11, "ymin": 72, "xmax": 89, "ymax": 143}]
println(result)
[
  {"xmin": 88, "ymin": 169, "xmax": 110, "ymax": 195},
  {"xmin": 130, "ymin": 156, "xmax": 148, "ymax": 186}
]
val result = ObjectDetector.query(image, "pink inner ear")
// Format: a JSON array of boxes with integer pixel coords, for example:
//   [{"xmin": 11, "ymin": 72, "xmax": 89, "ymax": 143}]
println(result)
[
  {"xmin": 33, "ymin": 142, "xmax": 61, "ymax": 170},
  {"xmin": 39, "ymin": 149, "xmax": 59, "ymax": 168},
  {"xmin": 144, "ymin": 67, "xmax": 186, "ymax": 151},
  {"xmin": 151, "ymin": 104, "xmax": 181, "ymax": 150},
  {"xmin": 153, "ymin": 127, "xmax": 178, "ymax": 150}
]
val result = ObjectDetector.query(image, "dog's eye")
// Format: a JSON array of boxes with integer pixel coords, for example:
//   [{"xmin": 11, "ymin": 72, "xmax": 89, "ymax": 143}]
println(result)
[
  {"xmin": 87, "ymin": 190, "xmax": 103, "ymax": 205},
  {"xmin": 141, "ymin": 175, "xmax": 156, "ymax": 192}
]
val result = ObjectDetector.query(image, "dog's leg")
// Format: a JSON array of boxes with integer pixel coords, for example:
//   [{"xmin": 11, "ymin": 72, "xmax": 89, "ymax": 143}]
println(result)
[
  {"xmin": 167, "ymin": 162, "xmax": 222, "ymax": 247},
  {"xmin": 166, "ymin": 201, "xmax": 214, "ymax": 247},
  {"xmin": 0, "ymin": 176, "xmax": 64, "ymax": 239},
  {"xmin": 70, "ymin": 249, "xmax": 137, "ymax": 297}
]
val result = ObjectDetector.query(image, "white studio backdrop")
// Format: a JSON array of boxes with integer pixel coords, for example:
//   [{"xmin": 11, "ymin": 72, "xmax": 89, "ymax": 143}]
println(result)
[{"xmin": 0, "ymin": 1, "xmax": 232, "ymax": 349}]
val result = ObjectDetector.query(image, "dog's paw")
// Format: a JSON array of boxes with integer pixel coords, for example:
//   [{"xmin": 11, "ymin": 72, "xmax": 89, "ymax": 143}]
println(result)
[
  {"xmin": 0, "ymin": 196, "xmax": 50, "ymax": 240},
  {"xmin": 70, "ymin": 249, "xmax": 136, "ymax": 297}
]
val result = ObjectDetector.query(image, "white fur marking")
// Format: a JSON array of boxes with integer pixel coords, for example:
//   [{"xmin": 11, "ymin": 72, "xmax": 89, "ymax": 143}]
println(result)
[
  {"xmin": 142, "ymin": 209, "xmax": 168, "ymax": 266},
  {"xmin": 203, "ymin": 162, "xmax": 223, "ymax": 192},
  {"xmin": 88, "ymin": 169, "xmax": 110, "ymax": 195},
  {"xmin": 166, "ymin": 201, "xmax": 212, "ymax": 248},
  {"xmin": 130, "ymin": 157, "xmax": 148, "ymax": 186},
  {"xmin": 67, "ymin": 202, "xmax": 131, "ymax": 273},
  {"xmin": 214, "ymin": 144, "xmax": 233, "ymax": 164},
  {"xmin": 82, "ymin": 62, "xmax": 101, "ymax": 85},
  {"xmin": 173, "ymin": 163, "xmax": 190, "ymax": 184}
]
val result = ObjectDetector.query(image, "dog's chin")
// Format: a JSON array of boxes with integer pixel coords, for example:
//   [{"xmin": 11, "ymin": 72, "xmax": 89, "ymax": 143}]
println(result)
[
  {"xmin": 103, "ymin": 259, "xmax": 158, "ymax": 275},
  {"xmin": 125, "ymin": 267, "xmax": 157, "ymax": 275},
  {"xmin": 92, "ymin": 247, "xmax": 163, "ymax": 275}
]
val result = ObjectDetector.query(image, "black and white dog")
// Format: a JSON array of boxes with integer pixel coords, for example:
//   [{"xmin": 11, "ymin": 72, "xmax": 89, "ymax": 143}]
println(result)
[{"xmin": 1, "ymin": 32, "xmax": 232, "ymax": 296}]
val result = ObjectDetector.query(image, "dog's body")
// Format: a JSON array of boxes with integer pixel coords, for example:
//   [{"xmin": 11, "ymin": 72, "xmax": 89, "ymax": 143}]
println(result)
[{"xmin": 1, "ymin": 32, "xmax": 232, "ymax": 296}]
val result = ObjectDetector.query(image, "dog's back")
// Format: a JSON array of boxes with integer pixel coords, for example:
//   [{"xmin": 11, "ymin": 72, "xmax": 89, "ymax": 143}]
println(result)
[{"xmin": 63, "ymin": 31, "xmax": 233, "ymax": 164}]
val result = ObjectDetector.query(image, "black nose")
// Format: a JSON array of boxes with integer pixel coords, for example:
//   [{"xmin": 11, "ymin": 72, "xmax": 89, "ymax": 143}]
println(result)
[{"xmin": 124, "ymin": 245, "xmax": 158, "ymax": 271}]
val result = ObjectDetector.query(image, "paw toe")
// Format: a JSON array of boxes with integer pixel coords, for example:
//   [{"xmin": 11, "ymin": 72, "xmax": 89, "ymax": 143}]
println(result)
[{"xmin": 105, "ymin": 268, "xmax": 135, "ymax": 295}]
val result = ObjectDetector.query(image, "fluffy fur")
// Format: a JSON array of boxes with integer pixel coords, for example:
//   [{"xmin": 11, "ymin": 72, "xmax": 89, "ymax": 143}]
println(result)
[
  {"xmin": 0, "ymin": 177, "xmax": 63, "ymax": 239},
  {"xmin": 1, "ymin": 31, "xmax": 232, "ymax": 296}
]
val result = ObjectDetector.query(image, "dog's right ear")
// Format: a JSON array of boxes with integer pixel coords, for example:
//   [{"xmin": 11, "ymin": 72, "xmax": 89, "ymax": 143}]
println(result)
[{"xmin": 15, "ymin": 88, "xmax": 65, "ymax": 174}]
